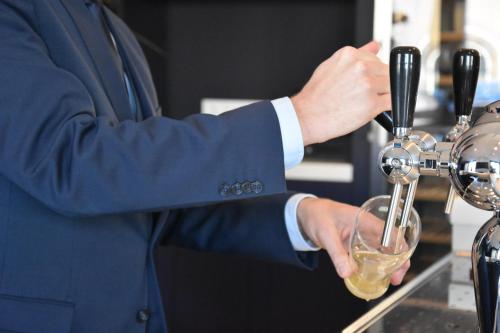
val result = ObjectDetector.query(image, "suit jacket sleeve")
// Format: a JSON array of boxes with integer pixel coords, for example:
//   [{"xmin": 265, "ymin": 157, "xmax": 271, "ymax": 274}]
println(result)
[
  {"xmin": 160, "ymin": 193, "xmax": 318, "ymax": 269},
  {"xmin": 0, "ymin": 1, "xmax": 287, "ymax": 217}
]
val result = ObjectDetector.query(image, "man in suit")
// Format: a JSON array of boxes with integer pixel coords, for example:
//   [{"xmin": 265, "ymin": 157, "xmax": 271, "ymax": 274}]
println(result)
[{"xmin": 0, "ymin": 0, "xmax": 408, "ymax": 332}]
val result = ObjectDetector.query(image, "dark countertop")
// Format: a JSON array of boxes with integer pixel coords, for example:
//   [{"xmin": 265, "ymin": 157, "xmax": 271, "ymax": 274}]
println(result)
[{"xmin": 343, "ymin": 254, "xmax": 478, "ymax": 333}]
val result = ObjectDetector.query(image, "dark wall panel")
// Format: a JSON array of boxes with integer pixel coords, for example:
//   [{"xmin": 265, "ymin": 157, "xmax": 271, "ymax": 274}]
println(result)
[{"xmin": 163, "ymin": 2, "xmax": 354, "ymax": 118}]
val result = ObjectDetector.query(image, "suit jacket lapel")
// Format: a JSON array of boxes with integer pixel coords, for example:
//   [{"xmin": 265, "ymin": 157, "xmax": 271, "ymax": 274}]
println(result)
[
  {"xmin": 104, "ymin": 8, "xmax": 158, "ymax": 119},
  {"xmin": 60, "ymin": 0, "xmax": 134, "ymax": 121}
]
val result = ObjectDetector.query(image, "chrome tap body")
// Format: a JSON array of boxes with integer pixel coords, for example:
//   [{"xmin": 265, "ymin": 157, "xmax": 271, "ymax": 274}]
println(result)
[{"xmin": 378, "ymin": 47, "xmax": 500, "ymax": 332}]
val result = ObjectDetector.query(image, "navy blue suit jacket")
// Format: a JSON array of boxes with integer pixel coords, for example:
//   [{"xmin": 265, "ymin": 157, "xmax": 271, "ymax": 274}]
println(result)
[{"xmin": 0, "ymin": 1, "xmax": 316, "ymax": 332}]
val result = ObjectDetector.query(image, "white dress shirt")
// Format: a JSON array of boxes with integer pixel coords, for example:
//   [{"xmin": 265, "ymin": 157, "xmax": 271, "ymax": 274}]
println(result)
[{"xmin": 271, "ymin": 97, "xmax": 320, "ymax": 252}]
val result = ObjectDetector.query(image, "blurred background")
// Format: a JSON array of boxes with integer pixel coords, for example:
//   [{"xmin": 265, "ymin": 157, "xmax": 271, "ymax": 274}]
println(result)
[{"xmin": 104, "ymin": 0, "xmax": 500, "ymax": 332}]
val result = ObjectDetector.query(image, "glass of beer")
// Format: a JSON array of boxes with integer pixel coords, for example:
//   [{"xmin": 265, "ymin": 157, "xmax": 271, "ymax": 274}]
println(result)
[{"xmin": 344, "ymin": 195, "xmax": 421, "ymax": 301}]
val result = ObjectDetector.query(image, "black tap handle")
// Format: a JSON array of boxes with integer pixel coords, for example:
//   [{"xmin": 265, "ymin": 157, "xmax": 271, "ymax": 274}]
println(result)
[
  {"xmin": 390, "ymin": 46, "xmax": 421, "ymax": 135},
  {"xmin": 453, "ymin": 48, "xmax": 480, "ymax": 119},
  {"xmin": 375, "ymin": 111, "xmax": 393, "ymax": 133}
]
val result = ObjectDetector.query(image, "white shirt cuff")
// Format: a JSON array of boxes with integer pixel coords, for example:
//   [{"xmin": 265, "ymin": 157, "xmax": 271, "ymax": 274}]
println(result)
[
  {"xmin": 271, "ymin": 97, "xmax": 304, "ymax": 170},
  {"xmin": 284, "ymin": 193, "xmax": 321, "ymax": 252}
]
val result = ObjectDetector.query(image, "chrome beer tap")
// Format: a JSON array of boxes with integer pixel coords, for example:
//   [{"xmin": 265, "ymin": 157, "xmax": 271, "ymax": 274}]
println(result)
[
  {"xmin": 378, "ymin": 47, "xmax": 436, "ymax": 247},
  {"xmin": 375, "ymin": 46, "xmax": 500, "ymax": 332}
]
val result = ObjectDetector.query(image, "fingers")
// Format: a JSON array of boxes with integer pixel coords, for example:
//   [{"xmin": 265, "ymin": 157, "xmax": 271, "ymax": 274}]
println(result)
[
  {"xmin": 353, "ymin": 61, "xmax": 390, "ymax": 115},
  {"xmin": 356, "ymin": 43, "xmax": 384, "ymax": 63},
  {"xmin": 320, "ymin": 224, "xmax": 356, "ymax": 279},
  {"xmin": 362, "ymin": 61, "xmax": 389, "ymax": 76},
  {"xmin": 331, "ymin": 44, "xmax": 382, "ymax": 65},
  {"xmin": 390, "ymin": 260, "xmax": 411, "ymax": 286},
  {"xmin": 350, "ymin": 60, "xmax": 388, "ymax": 78},
  {"xmin": 368, "ymin": 75, "xmax": 390, "ymax": 95},
  {"xmin": 359, "ymin": 41, "xmax": 381, "ymax": 55},
  {"xmin": 374, "ymin": 93, "xmax": 392, "ymax": 114},
  {"xmin": 356, "ymin": 212, "xmax": 385, "ymax": 246}
]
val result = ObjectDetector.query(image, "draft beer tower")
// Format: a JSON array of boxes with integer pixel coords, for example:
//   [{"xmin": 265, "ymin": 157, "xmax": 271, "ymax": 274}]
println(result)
[{"xmin": 375, "ymin": 46, "xmax": 500, "ymax": 332}]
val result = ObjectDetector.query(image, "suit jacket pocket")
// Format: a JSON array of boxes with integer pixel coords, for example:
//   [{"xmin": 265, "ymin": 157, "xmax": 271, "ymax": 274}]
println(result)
[{"xmin": 0, "ymin": 294, "xmax": 74, "ymax": 333}]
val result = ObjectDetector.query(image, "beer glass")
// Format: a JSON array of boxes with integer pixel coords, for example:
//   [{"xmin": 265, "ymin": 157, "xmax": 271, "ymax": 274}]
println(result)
[{"xmin": 344, "ymin": 195, "xmax": 421, "ymax": 301}]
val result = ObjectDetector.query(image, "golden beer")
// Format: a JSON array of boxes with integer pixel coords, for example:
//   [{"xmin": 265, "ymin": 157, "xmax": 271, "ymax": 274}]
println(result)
[{"xmin": 344, "ymin": 248, "xmax": 411, "ymax": 301}]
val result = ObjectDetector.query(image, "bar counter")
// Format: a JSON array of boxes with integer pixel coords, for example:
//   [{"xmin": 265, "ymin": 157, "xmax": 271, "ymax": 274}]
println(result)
[{"xmin": 343, "ymin": 254, "xmax": 478, "ymax": 333}]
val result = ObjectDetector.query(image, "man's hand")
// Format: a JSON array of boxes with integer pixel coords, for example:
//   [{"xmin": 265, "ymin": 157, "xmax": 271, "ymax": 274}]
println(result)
[
  {"xmin": 296, "ymin": 197, "xmax": 410, "ymax": 285},
  {"xmin": 291, "ymin": 41, "xmax": 391, "ymax": 146}
]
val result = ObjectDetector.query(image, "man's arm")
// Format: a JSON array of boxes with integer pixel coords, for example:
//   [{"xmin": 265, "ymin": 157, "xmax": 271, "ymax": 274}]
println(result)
[
  {"xmin": 160, "ymin": 193, "xmax": 410, "ymax": 284},
  {"xmin": 0, "ymin": 1, "xmax": 287, "ymax": 217},
  {"xmin": 160, "ymin": 193, "xmax": 317, "ymax": 269}
]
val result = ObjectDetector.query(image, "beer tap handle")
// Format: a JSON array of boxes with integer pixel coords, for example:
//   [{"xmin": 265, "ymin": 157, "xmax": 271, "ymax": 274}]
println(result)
[
  {"xmin": 444, "ymin": 49, "xmax": 480, "ymax": 214},
  {"xmin": 390, "ymin": 47, "xmax": 421, "ymax": 138},
  {"xmin": 375, "ymin": 111, "xmax": 393, "ymax": 133},
  {"xmin": 375, "ymin": 46, "xmax": 421, "ymax": 134},
  {"xmin": 453, "ymin": 48, "xmax": 480, "ymax": 120}
]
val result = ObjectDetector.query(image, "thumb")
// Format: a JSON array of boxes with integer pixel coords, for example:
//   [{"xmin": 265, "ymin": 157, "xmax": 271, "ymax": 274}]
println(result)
[{"xmin": 359, "ymin": 41, "xmax": 381, "ymax": 55}]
